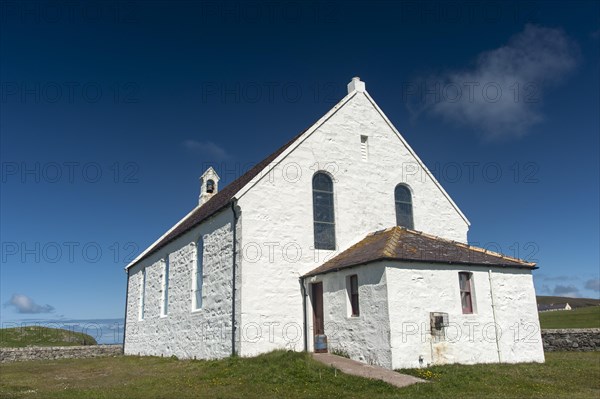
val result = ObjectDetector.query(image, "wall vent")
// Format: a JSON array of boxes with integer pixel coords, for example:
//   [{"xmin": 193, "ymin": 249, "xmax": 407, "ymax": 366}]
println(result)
[
  {"xmin": 430, "ymin": 312, "xmax": 449, "ymax": 341},
  {"xmin": 360, "ymin": 135, "xmax": 368, "ymax": 161}
]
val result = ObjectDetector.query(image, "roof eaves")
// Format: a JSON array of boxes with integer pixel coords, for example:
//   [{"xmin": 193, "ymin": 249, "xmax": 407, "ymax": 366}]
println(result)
[
  {"xmin": 125, "ymin": 203, "xmax": 203, "ymax": 270},
  {"xmin": 126, "ymin": 90, "xmax": 360, "ymax": 270},
  {"xmin": 303, "ymin": 256, "xmax": 537, "ymax": 278},
  {"xmin": 401, "ymin": 227, "xmax": 536, "ymax": 268},
  {"xmin": 233, "ymin": 90, "xmax": 359, "ymax": 202},
  {"xmin": 125, "ymin": 199, "xmax": 232, "ymax": 270}
]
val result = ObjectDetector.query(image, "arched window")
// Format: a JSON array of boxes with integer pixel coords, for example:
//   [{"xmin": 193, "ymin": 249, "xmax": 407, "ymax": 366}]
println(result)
[
  {"xmin": 193, "ymin": 238, "xmax": 204, "ymax": 310},
  {"xmin": 312, "ymin": 172, "xmax": 336, "ymax": 250},
  {"xmin": 395, "ymin": 184, "xmax": 414, "ymax": 229}
]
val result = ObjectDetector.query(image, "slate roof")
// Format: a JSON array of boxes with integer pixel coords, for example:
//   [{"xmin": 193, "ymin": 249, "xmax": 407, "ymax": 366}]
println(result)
[
  {"xmin": 127, "ymin": 129, "xmax": 307, "ymax": 269},
  {"xmin": 304, "ymin": 227, "xmax": 536, "ymax": 277}
]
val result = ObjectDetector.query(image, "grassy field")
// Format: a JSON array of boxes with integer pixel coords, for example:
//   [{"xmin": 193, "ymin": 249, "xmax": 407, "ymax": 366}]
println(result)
[
  {"xmin": 538, "ymin": 306, "xmax": 600, "ymax": 329},
  {"xmin": 0, "ymin": 351, "xmax": 598, "ymax": 398},
  {"xmin": 0, "ymin": 326, "xmax": 97, "ymax": 348}
]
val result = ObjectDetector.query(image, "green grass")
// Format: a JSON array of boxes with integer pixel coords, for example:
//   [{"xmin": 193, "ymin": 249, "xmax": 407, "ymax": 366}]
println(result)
[
  {"xmin": 0, "ymin": 351, "xmax": 598, "ymax": 398},
  {"xmin": 396, "ymin": 352, "xmax": 600, "ymax": 398},
  {"xmin": 539, "ymin": 306, "xmax": 600, "ymax": 329},
  {"xmin": 0, "ymin": 326, "xmax": 97, "ymax": 348}
]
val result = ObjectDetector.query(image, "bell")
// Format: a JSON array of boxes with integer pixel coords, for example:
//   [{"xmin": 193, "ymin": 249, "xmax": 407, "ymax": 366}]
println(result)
[{"xmin": 206, "ymin": 179, "xmax": 214, "ymax": 193}]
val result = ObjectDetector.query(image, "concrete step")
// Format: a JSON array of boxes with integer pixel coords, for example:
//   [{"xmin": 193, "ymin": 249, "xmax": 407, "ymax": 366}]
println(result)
[{"xmin": 312, "ymin": 353, "xmax": 425, "ymax": 388}]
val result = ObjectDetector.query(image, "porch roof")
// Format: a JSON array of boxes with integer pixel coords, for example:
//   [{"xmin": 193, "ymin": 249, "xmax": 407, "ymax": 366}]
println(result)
[{"xmin": 304, "ymin": 227, "xmax": 537, "ymax": 277}]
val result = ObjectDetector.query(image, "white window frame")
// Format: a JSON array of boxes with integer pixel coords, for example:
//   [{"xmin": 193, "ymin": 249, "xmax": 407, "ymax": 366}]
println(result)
[
  {"xmin": 459, "ymin": 271, "xmax": 475, "ymax": 314},
  {"xmin": 139, "ymin": 268, "xmax": 146, "ymax": 321},
  {"xmin": 312, "ymin": 172, "xmax": 336, "ymax": 250},
  {"xmin": 192, "ymin": 239, "xmax": 204, "ymax": 311},
  {"xmin": 395, "ymin": 184, "xmax": 414, "ymax": 229},
  {"xmin": 346, "ymin": 274, "xmax": 360, "ymax": 318},
  {"xmin": 161, "ymin": 256, "xmax": 170, "ymax": 317}
]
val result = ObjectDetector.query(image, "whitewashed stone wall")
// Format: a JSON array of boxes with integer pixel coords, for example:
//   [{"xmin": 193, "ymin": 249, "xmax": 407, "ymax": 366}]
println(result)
[
  {"xmin": 385, "ymin": 262, "xmax": 544, "ymax": 369},
  {"xmin": 124, "ymin": 209, "xmax": 236, "ymax": 359},
  {"xmin": 236, "ymin": 91, "xmax": 469, "ymax": 357},
  {"xmin": 307, "ymin": 264, "xmax": 392, "ymax": 368}
]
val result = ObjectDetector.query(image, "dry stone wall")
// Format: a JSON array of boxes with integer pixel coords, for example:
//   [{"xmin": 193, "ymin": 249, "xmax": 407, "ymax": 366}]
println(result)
[
  {"xmin": 541, "ymin": 329, "xmax": 600, "ymax": 352},
  {"xmin": 0, "ymin": 345, "xmax": 122, "ymax": 363}
]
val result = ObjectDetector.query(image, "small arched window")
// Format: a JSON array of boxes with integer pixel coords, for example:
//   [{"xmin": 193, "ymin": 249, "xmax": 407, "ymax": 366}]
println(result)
[
  {"xmin": 395, "ymin": 184, "xmax": 414, "ymax": 229},
  {"xmin": 312, "ymin": 172, "xmax": 336, "ymax": 250}
]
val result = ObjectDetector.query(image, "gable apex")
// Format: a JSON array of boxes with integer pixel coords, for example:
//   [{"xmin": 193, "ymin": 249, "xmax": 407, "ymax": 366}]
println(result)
[
  {"xmin": 126, "ymin": 79, "xmax": 469, "ymax": 269},
  {"xmin": 347, "ymin": 76, "xmax": 365, "ymax": 93},
  {"xmin": 361, "ymin": 90, "xmax": 471, "ymax": 226}
]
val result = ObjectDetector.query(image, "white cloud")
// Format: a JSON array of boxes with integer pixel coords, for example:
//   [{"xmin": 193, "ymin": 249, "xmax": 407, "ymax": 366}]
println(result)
[
  {"xmin": 584, "ymin": 278, "xmax": 600, "ymax": 292},
  {"xmin": 407, "ymin": 24, "xmax": 579, "ymax": 140},
  {"xmin": 4, "ymin": 294, "xmax": 55, "ymax": 314},
  {"xmin": 182, "ymin": 139, "xmax": 232, "ymax": 161},
  {"xmin": 551, "ymin": 285, "xmax": 580, "ymax": 298}
]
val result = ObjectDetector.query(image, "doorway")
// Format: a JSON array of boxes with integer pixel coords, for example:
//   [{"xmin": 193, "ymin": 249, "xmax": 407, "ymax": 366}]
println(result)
[{"xmin": 311, "ymin": 282, "xmax": 326, "ymax": 352}]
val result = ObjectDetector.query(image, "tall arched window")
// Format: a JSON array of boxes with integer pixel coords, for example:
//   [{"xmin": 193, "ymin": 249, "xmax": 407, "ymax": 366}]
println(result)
[
  {"xmin": 312, "ymin": 172, "xmax": 336, "ymax": 250},
  {"xmin": 395, "ymin": 184, "xmax": 414, "ymax": 229}
]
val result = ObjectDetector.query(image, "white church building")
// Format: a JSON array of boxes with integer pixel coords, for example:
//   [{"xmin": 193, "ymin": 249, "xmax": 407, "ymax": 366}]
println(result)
[{"xmin": 123, "ymin": 77, "xmax": 544, "ymax": 369}]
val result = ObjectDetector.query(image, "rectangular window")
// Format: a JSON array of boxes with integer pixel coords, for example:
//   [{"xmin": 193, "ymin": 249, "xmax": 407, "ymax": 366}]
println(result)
[
  {"xmin": 360, "ymin": 135, "xmax": 369, "ymax": 161},
  {"xmin": 193, "ymin": 239, "xmax": 204, "ymax": 310},
  {"xmin": 139, "ymin": 268, "xmax": 146, "ymax": 321},
  {"xmin": 161, "ymin": 256, "xmax": 170, "ymax": 316},
  {"xmin": 459, "ymin": 272, "xmax": 473, "ymax": 314},
  {"xmin": 347, "ymin": 274, "xmax": 360, "ymax": 317}
]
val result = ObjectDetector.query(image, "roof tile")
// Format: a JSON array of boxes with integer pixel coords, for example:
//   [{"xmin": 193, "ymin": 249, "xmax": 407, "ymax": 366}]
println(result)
[{"xmin": 304, "ymin": 227, "xmax": 536, "ymax": 277}]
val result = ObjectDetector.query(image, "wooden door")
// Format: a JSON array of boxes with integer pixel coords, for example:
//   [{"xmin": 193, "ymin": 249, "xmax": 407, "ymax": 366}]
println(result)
[{"xmin": 311, "ymin": 282, "xmax": 325, "ymax": 352}]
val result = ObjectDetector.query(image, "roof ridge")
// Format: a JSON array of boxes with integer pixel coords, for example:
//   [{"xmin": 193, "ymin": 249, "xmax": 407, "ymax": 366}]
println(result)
[
  {"xmin": 304, "ymin": 226, "xmax": 537, "ymax": 277},
  {"xmin": 400, "ymin": 228, "xmax": 536, "ymax": 266},
  {"xmin": 127, "ymin": 89, "xmax": 360, "ymax": 269},
  {"xmin": 382, "ymin": 227, "xmax": 402, "ymax": 257}
]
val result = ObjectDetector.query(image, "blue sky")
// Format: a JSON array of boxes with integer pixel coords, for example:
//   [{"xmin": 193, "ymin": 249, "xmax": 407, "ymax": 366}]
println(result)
[{"xmin": 1, "ymin": 0, "xmax": 598, "ymax": 326}]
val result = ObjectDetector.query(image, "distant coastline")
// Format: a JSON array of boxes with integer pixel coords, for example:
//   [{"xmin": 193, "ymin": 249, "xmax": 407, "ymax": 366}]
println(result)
[{"xmin": 0, "ymin": 318, "xmax": 124, "ymax": 345}]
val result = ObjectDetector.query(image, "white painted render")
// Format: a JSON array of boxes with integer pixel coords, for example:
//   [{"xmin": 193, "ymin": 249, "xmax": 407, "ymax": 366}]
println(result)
[
  {"xmin": 307, "ymin": 265, "xmax": 393, "ymax": 369},
  {"xmin": 236, "ymin": 90, "xmax": 469, "ymax": 357},
  {"xmin": 385, "ymin": 262, "xmax": 544, "ymax": 369},
  {"xmin": 307, "ymin": 262, "xmax": 544, "ymax": 369},
  {"xmin": 124, "ymin": 209, "xmax": 236, "ymax": 359}
]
